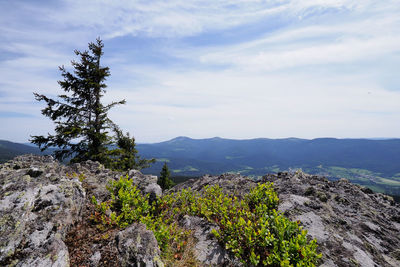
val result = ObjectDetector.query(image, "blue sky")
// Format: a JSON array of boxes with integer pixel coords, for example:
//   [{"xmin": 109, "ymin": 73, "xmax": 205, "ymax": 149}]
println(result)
[{"xmin": 0, "ymin": 0, "xmax": 400, "ymax": 143}]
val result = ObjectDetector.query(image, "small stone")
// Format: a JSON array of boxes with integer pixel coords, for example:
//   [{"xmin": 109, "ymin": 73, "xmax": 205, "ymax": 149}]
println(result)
[
  {"xmin": 26, "ymin": 167, "xmax": 43, "ymax": 178},
  {"xmin": 144, "ymin": 183, "xmax": 162, "ymax": 197},
  {"xmin": 317, "ymin": 191, "xmax": 328, "ymax": 202},
  {"xmin": 361, "ymin": 187, "xmax": 374, "ymax": 194},
  {"xmin": 90, "ymin": 251, "xmax": 102, "ymax": 266},
  {"xmin": 305, "ymin": 186, "xmax": 316, "ymax": 196}
]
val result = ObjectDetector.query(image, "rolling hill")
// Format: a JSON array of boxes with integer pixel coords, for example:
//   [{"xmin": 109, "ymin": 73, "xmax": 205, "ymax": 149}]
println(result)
[
  {"xmin": 0, "ymin": 140, "xmax": 45, "ymax": 163},
  {"xmin": 2, "ymin": 137, "xmax": 400, "ymax": 196},
  {"xmin": 136, "ymin": 137, "xmax": 400, "ymax": 196}
]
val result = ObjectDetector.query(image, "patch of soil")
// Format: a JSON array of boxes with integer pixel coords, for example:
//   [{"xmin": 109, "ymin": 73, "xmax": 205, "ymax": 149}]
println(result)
[{"xmin": 65, "ymin": 203, "xmax": 119, "ymax": 267}]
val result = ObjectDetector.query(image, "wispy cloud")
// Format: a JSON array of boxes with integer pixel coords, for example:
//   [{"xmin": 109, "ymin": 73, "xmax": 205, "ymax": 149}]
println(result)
[{"xmin": 1, "ymin": 0, "xmax": 400, "ymax": 142}]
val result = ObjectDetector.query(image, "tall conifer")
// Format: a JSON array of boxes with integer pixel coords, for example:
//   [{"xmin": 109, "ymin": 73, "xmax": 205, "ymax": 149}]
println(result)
[
  {"xmin": 158, "ymin": 162, "xmax": 174, "ymax": 190},
  {"xmin": 31, "ymin": 38, "xmax": 152, "ymax": 171}
]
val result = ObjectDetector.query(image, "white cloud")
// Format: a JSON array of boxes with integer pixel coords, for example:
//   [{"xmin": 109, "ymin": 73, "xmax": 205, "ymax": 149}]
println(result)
[
  {"xmin": 1, "ymin": 0, "xmax": 400, "ymax": 142},
  {"xmin": 101, "ymin": 67, "xmax": 400, "ymax": 142},
  {"xmin": 23, "ymin": 0, "xmax": 384, "ymax": 39}
]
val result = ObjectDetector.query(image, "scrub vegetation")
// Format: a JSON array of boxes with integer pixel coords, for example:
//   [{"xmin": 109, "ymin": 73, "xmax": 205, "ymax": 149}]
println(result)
[{"xmin": 92, "ymin": 175, "xmax": 321, "ymax": 266}]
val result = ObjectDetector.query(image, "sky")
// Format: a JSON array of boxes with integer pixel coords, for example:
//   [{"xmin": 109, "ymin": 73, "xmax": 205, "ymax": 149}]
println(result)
[{"xmin": 0, "ymin": 0, "xmax": 400, "ymax": 143}]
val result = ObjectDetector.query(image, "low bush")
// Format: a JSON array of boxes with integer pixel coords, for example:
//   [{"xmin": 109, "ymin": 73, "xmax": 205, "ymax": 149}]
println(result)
[{"xmin": 92, "ymin": 175, "xmax": 321, "ymax": 266}]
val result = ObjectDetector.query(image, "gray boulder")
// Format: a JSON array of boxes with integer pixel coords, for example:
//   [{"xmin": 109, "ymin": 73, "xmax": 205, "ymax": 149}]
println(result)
[
  {"xmin": 263, "ymin": 171, "xmax": 400, "ymax": 267},
  {"xmin": 68, "ymin": 160, "xmax": 119, "ymax": 202},
  {"xmin": 128, "ymin": 169, "xmax": 162, "ymax": 197},
  {"xmin": 116, "ymin": 223, "xmax": 164, "ymax": 267},
  {"xmin": 0, "ymin": 155, "xmax": 164, "ymax": 266},
  {"xmin": 144, "ymin": 183, "xmax": 162, "ymax": 197},
  {"xmin": 0, "ymin": 155, "xmax": 86, "ymax": 266},
  {"xmin": 170, "ymin": 173, "xmax": 257, "ymax": 198},
  {"xmin": 180, "ymin": 215, "xmax": 243, "ymax": 266}
]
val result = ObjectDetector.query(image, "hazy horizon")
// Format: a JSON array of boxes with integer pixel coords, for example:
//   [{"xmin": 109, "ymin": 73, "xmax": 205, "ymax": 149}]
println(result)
[
  {"xmin": 2, "ymin": 135, "xmax": 400, "ymax": 145},
  {"xmin": 1, "ymin": 1, "xmax": 400, "ymax": 143}
]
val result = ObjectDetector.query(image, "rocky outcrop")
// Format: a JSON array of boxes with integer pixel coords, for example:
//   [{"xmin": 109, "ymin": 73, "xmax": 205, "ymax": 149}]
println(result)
[
  {"xmin": 262, "ymin": 171, "xmax": 400, "ymax": 267},
  {"xmin": 170, "ymin": 173, "xmax": 257, "ymax": 197},
  {"xmin": 0, "ymin": 155, "xmax": 162, "ymax": 267},
  {"xmin": 179, "ymin": 215, "xmax": 243, "ymax": 266},
  {"xmin": 0, "ymin": 155, "xmax": 85, "ymax": 266},
  {"xmin": 129, "ymin": 169, "xmax": 162, "ymax": 197},
  {"xmin": 171, "ymin": 171, "xmax": 400, "ymax": 266},
  {"xmin": 68, "ymin": 160, "xmax": 161, "ymax": 201},
  {"xmin": 116, "ymin": 223, "xmax": 164, "ymax": 267},
  {"xmin": 1, "ymin": 155, "xmax": 400, "ymax": 266}
]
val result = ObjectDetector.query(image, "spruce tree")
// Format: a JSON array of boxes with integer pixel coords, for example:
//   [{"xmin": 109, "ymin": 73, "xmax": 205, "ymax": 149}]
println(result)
[
  {"xmin": 158, "ymin": 162, "xmax": 174, "ymax": 190},
  {"xmin": 107, "ymin": 126, "xmax": 155, "ymax": 171},
  {"xmin": 31, "ymin": 38, "xmax": 126, "ymax": 165}
]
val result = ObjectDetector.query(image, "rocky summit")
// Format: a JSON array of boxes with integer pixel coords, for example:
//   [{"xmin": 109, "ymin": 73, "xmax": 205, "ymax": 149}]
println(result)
[
  {"xmin": 1, "ymin": 155, "xmax": 400, "ymax": 266},
  {"xmin": 262, "ymin": 172, "xmax": 400, "ymax": 267},
  {"xmin": 0, "ymin": 155, "xmax": 161, "ymax": 267}
]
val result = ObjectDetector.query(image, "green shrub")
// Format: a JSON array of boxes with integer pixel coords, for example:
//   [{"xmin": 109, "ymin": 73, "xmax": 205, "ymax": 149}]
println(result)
[
  {"xmin": 160, "ymin": 183, "xmax": 321, "ymax": 266},
  {"xmin": 108, "ymin": 175, "xmax": 151, "ymax": 227},
  {"xmin": 92, "ymin": 176, "xmax": 321, "ymax": 266},
  {"xmin": 91, "ymin": 175, "xmax": 188, "ymax": 254}
]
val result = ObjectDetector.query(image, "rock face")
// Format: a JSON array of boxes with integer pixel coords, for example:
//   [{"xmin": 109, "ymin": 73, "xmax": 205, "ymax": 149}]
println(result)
[
  {"xmin": 172, "ymin": 172, "xmax": 400, "ymax": 266},
  {"xmin": 179, "ymin": 215, "xmax": 243, "ymax": 266},
  {"xmin": 116, "ymin": 223, "xmax": 164, "ymax": 267},
  {"xmin": 263, "ymin": 171, "xmax": 400, "ymax": 267},
  {"xmin": 1, "ymin": 155, "xmax": 400, "ymax": 266},
  {"xmin": 0, "ymin": 155, "xmax": 162, "ymax": 267},
  {"xmin": 129, "ymin": 169, "xmax": 162, "ymax": 197},
  {"xmin": 68, "ymin": 160, "xmax": 162, "ymax": 201},
  {"xmin": 170, "ymin": 173, "xmax": 257, "ymax": 197},
  {"xmin": 0, "ymin": 155, "xmax": 85, "ymax": 266}
]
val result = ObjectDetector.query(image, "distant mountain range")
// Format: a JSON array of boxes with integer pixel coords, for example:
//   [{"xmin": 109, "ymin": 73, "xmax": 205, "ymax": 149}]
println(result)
[
  {"xmin": 137, "ymin": 136, "xmax": 400, "ymax": 175},
  {"xmin": 1, "ymin": 137, "xmax": 400, "ymax": 196},
  {"xmin": 136, "ymin": 137, "xmax": 400, "ymax": 196},
  {"xmin": 0, "ymin": 140, "xmax": 49, "ymax": 162}
]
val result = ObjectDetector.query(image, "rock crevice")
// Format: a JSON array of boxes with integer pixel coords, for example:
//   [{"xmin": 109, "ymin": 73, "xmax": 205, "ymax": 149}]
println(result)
[{"xmin": 1, "ymin": 156, "xmax": 399, "ymax": 266}]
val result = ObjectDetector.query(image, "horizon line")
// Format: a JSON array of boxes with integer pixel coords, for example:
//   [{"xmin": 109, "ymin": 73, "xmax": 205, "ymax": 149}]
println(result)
[{"xmin": 1, "ymin": 136, "xmax": 400, "ymax": 146}]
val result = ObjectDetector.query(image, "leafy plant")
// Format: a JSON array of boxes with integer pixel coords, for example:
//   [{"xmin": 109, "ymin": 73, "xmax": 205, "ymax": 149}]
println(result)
[
  {"xmin": 158, "ymin": 183, "xmax": 321, "ymax": 266},
  {"xmin": 91, "ymin": 175, "xmax": 188, "ymax": 255},
  {"xmin": 92, "ymin": 176, "xmax": 321, "ymax": 266}
]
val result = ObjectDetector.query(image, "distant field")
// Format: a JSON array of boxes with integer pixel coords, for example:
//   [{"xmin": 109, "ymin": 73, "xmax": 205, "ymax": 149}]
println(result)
[
  {"xmin": 2, "ymin": 137, "xmax": 400, "ymax": 197},
  {"xmin": 137, "ymin": 137, "xmax": 400, "ymax": 197},
  {"xmin": 145, "ymin": 161, "xmax": 400, "ymax": 197}
]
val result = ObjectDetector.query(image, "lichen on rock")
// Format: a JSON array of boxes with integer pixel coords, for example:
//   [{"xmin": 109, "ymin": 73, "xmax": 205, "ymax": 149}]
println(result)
[
  {"xmin": 0, "ymin": 155, "xmax": 86, "ymax": 266},
  {"xmin": 263, "ymin": 171, "xmax": 400, "ymax": 267},
  {"xmin": 1, "ymin": 155, "xmax": 399, "ymax": 266}
]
